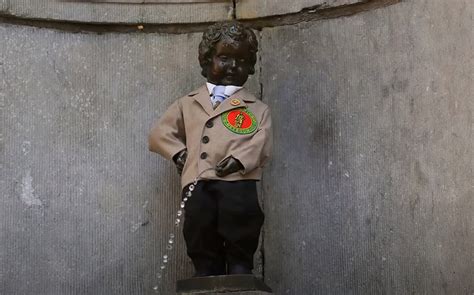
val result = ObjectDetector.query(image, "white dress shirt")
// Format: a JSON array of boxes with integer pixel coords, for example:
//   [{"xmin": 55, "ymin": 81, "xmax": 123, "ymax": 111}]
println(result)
[{"xmin": 206, "ymin": 82, "xmax": 242, "ymax": 102}]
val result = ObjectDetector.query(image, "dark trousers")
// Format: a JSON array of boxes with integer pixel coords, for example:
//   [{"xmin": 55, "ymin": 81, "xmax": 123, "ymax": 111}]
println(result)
[{"xmin": 182, "ymin": 180, "xmax": 264, "ymax": 275}]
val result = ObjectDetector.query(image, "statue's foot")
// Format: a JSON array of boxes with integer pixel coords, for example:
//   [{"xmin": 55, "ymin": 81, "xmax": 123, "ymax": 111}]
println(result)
[
  {"xmin": 193, "ymin": 268, "xmax": 225, "ymax": 277},
  {"xmin": 228, "ymin": 264, "xmax": 252, "ymax": 275}
]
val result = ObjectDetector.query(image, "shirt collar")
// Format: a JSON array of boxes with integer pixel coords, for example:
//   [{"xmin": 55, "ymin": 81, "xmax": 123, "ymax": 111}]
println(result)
[{"xmin": 206, "ymin": 82, "xmax": 243, "ymax": 97}]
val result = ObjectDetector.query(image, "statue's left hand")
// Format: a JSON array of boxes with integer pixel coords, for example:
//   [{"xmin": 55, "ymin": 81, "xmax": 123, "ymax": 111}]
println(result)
[{"xmin": 215, "ymin": 157, "xmax": 244, "ymax": 177}]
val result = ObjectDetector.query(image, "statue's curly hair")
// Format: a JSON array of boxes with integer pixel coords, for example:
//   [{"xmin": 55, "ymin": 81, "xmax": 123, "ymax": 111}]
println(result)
[{"xmin": 198, "ymin": 21, "xmax": 258, "ymax": 77}]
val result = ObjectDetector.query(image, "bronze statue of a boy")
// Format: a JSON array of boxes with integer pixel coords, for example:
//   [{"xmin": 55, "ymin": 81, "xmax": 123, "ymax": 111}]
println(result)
[{"xmin": 149, "ymin": 21, "xmax": 272, "ymax": 277}]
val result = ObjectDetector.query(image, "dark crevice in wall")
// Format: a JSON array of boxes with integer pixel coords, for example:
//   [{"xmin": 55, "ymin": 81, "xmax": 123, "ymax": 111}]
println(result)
[
  {"xmin": 240, "ymin": 0, "xmax": 401, "ymax": 30},
  {"xmin": 0, "ymin": 15, "xmax": 212, "ymax": 34},
  {"xmin": 0, "ymin": 0, "xmax": 400, "ymax": 34},
  {"xmin": 231, "ymin": 0, "xmax": 237, "ymax": 20},
  {"xmin": 256, "ymin": 29, "xmax": 266, "ymax": 281}
]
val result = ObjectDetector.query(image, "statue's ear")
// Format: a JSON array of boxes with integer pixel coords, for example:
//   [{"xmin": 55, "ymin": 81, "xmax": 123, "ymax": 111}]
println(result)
[
  {"xmin": 201, "ymin": 67, "xmax": 208, "ymax": 78},
  {"xmin": 248, "ymin": 66, "xmax": 255, "ymax": 75},
  {"xmin": 198, "ymin": 56, "xmax": 209, "ymax": 77},
  {"xmin": 198, "ymin": 52, "xmax": 207, "ymax": 66}
]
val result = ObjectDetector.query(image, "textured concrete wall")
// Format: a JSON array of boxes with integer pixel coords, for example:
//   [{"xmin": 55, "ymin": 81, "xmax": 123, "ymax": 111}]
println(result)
[
  {"xmin": 260, "ymin": 0, "xmax": 473, "ymax": 294},
  {"xmin": 1, "ymin": 0, "xmax": 473, "ymax": 294},
  {"xmin": 0, "ymin": 25, "xmax": 256, "ymax": 294},
  {"xmin": 0, "ymin": 0, "xmax": 233, "ymax": 24}
]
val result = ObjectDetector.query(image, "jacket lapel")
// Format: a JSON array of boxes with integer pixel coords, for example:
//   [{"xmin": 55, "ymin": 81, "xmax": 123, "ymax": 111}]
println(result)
[
  {"xmin": 231, "ymin": 88, "xmax": 257, "ymax": 103},
  {"xmin": 192, "ymin": 85, "xmax": 214, "ymax": 117}
]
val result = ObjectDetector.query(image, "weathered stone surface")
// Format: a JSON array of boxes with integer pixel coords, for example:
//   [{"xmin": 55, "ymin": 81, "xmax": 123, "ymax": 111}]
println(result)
[
  {"xmin": 260, "ymin": 0, "xmax": 473, "ymax": 294},
  {"xmin": 0, "ymin": 0, "xmax": 8, "ymax": 11},
  {"xmin": 0, "ymin": 0, "xmax": 233, "ymax": 24},
  {"xmin": 236, "ymin": 0, "xmax": 363, "ymax": 19},
  {"xmin": 0, "ymin": 22, "xmax": 261, "ymax": 295},
  {"xmin": 1, "ymin": 0, "xmax": 473, "ymax": 294}
]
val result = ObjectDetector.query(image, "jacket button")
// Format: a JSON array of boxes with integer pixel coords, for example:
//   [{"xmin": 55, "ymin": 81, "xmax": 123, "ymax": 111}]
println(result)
[
  {"xmin": 202, "ymin": 136, "xmax": 209, "ymax": 144},
  {"xmin": 200, "ymin": 152, "xmax": 208, "ymax": 159},
  {"xmin": 205, "ymin": 121, "xmax": 214, "ymax": 128}
]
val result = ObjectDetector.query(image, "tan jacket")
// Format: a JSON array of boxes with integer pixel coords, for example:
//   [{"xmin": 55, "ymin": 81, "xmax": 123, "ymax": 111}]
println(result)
[{"xmin": 149, "ymin": 85, "xmax": 272, "ymax": 188}]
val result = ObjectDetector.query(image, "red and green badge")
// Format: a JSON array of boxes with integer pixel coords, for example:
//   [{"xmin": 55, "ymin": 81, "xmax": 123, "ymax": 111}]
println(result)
[{"xmin": 221, "ymin": 108, "xmax": 258, "ymax": 135}]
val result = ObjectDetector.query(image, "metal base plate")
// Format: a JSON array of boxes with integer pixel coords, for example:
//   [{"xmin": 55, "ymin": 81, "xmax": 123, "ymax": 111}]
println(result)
[{"xmin": 176, "ymin": 275, "xmax": 272, "ymax": 294}]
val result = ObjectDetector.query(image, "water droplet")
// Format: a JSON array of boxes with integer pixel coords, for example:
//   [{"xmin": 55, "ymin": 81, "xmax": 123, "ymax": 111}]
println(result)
[
  {"xmin": 169, "ymin": 233, "xmax": 175, "ymax": 239},
  {"xmin": 183, "ymin": 197, "xmax": 188, "ymax": 202},
  {"xmin": 167, "ymin": 244, "xmax": 173, "ymax": 250},
  {"xmin": 186, "ymin": 191, "xmax": 192, "ymax": 197},
  {"xmin": 180, "ymin": 203, "xmax": 185, "ymax": 209},
  {"xmin": 153, "ymin": 285, "xmax": 159, "ymax": 290},
  {"xmin": 177, "ymin": 210, "xmax": 182, "ymax": 216},
  {"xmin": 175, "ymin": 218, "xmax": 180, "ymax": 225},
  {"xmin": 168, "ymin": 239, "xmax": 174, "ymax": 244},
  {"xmin": 157, "ymin": 274, "xmax": 162, "ymax": 279},
  {"xmin": 189, "ymin": 184, "xmax": 195, "ymax": 191},
  {"xmin": 160, "ymin": 265, "xmax": 165, "ymax": 270},
  {"xmin": 163, "ymin": 255, "xmax": 168, "ymax": 259},
  {"xmin": 193, "ymin": 179, "xmax": 198, "ymax": 185},
  {"xmin": 163, "ymin": 259, "xmax": 168, "ymax": 264}
]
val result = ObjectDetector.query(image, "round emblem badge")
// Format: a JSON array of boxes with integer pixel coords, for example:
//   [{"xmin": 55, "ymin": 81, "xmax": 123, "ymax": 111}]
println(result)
[
  {"xmin": 221, "ymin": 108, "xmax": 258, "ymax": 135},
  {"xmin": 230, "ymin": 99, "xmax": 241, "ymax": 106}
]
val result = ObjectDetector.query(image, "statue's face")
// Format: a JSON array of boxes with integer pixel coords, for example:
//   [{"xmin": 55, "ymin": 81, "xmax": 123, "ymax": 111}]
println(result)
[{"xmin": 206, "ymin": 39, "xmax": 253, "ymax": 86}]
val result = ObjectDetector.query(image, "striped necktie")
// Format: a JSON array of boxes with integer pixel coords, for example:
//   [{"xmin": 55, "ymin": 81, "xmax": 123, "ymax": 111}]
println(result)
[{"xmin": 211, "ymin": 85, "xmax": 228, "ymax": 109}]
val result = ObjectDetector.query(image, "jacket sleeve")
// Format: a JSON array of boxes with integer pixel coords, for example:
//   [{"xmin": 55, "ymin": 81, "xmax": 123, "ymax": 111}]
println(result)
[
  {"xmin": 148, "ymin": 99, "xmax": 186, "ymax": 161},
  {"xmin": 230, "ymin": 106, "xmax": 273, "ymax": 174}
]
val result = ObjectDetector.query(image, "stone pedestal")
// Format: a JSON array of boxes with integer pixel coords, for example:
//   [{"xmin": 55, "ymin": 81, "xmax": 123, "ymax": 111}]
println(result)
[{"xmin": 176, "ymin": 275, "xmax": 272, "ymax": 294}]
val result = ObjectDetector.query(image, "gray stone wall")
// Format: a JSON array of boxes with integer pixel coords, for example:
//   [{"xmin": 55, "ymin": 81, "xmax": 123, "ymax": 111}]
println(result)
[
  {"xmin": 0, "ymin": 23, "xmax": 261, "ymax": 295},
  {"xmin": 0, "ymin": 0, "xmax": 233, "ymax": 24},
  {"xmin": 1, "ymin": 0, "xmax": 473, "ymax": 294},
  {"xmin": 260, "ymin": 0, "xmax": 473, "ymax": 294},
  {"xmin": 0, "ymin": 26, "xmax": 203, "ymax": 295}
]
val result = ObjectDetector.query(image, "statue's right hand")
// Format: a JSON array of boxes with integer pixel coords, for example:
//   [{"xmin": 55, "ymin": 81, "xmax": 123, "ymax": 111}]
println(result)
[{"xmin": 173, "ymin": 149, "xmax": 188, "ymax": 175}]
